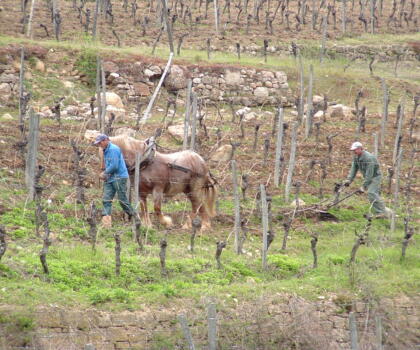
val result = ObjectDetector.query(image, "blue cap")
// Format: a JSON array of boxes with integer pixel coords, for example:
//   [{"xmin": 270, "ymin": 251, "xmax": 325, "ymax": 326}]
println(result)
[{"xmin": 93, "ymin": 134, "xmax": 109, "ymax": 145}]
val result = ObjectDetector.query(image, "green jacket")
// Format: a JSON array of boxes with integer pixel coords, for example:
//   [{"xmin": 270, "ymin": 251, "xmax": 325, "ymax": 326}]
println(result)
[{"xmin": 347, "ymin": 151, "xmax": 381, "ymax": 189}]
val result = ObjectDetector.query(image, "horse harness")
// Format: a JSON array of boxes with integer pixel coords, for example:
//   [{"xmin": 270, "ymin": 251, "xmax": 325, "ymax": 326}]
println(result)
[{"xmin": 128, "ymin": 138, "xmax": 217, "ymax": 188}]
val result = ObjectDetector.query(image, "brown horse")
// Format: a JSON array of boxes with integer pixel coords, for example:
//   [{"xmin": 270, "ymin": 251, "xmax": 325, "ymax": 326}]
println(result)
[{"xmin": 106, "ymin": 135, "xmax": 217, "ymax": 229}]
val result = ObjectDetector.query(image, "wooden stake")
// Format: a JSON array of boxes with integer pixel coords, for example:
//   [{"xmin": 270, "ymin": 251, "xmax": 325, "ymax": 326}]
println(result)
[
  {"xmin": 231, "ymin": 160, "xmax": 241, "ymax": 254},
  {"xmin": 260, "ymin": 184, "xmax": 269, "ymax": 270},
  {"xmin": 25, "ymin": 109, "xmax": 40, "ymax": 200},
  {"xmin": 274, "ymin": 107, "xmax": 284, "ymax": 187},
  {"xmin": 183, "ymin": 80, "xmax": 192, "ymax": 150},
  {"xmin": 285, "ymin": 122, "xmax": 298, "ymax": 202}
]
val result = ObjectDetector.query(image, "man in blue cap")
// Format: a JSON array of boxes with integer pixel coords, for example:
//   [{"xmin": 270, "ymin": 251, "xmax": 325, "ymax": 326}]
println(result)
[
  {"xmin": 94, "ymin": 134, "xmax": 135, "ymax": 228},
  {"xmin": 343, "ymin": 141, "xmax": 392, "ymax": 219}
]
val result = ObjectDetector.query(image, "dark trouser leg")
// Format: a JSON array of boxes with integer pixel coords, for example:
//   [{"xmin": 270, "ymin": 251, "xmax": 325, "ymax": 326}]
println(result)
[
  {"xmin": 115, "ymin": 178, "xmax": 135, "ymax": 216},
  {"xmin": 102, "ymin": 181, "xmax": 116, "ymax": 216}
]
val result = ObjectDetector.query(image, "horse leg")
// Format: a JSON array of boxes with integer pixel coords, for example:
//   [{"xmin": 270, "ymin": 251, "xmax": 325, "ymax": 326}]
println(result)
[
  {"xmin": 184, "ymin": 193, "xmax": 210, "ymax": 230},
  {"xmin": 140, "ymin": 195, "xmax": 152, "ymax": 227},
  {"xmin": 153, "ymin": 187, "xmax": 173, "ymax": 227}
]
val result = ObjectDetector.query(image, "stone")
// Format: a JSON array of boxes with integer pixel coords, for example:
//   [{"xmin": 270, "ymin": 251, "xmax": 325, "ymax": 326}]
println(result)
[
  {"xmin": 103, "ymin": 61, "xmax": 119, "ymax": 73},
  {"xmin": 0, "ymin": 74, "xmax": 18, "ymax": 84},
  {"xmin": 1, "ymin": 113, "xmax": 13, "ymax": 120},
  {"xmin": 150, "ymin": 65, "xmax": 162, "ymax": 75},
  {"xmin": 167, "ymin": 124, "xmax": 185, "ymax": 142},
  {"xmin": 84, "ymin": 129, "xmax": 100, "ymax": 142},
  {"xmin": 314, "ymin": 110, "xmax": 324, "ymax": 120},
  {"xmin": 243, "ymin": 111, "xmax": 258, "ymax": 122},
  {"xmin": 225, "ymin": 70, "xmax": 241, "ymax": 86},
  {"xmin": 0, "ymin": 83, "xmax": 11, "ymax": 94},
  {"xmin": 201, "ymin": 76, "xmax": 212, "ymax": 85},
  {"xmin": 100, "ymin": 92, "xmax": 124, "ymax": 109},
  {"xmin": 164, "ymin": 65, "xmax": 188, "ymax": 91},
  {"xmin": 210, "ymin": 145, "xmax": 232, "ymax": 162},
  {"xmin": 193, "ymin": 77, "xmax": 201, "ymax": 84},
  {"xmin": 114, "ymin": 127, "xmax": 136, "ymax": 138},
  {"xmin": 35, "ymin": 59, "xmax": 45, "ymax": 72},
  {"xmin": 329, "ymin": 105, "xmax": 345, "ymax": 118},
  {"xmin": 289, "ymin": 198, "xmax": 306, "ymax": 208},
  {"xmin": 254, "ymin": 87, "xmax": 269, "ymax": 103},
  {"xmin": 132, "ymin": 82, "xmax": 150, "ymax": 96},
  {"xmin": 65, "ymin": 105, "xmax": 79, "ymax": 116},
  {"xmin": 107, "ymin": 327, "xmax": 128, "ymax": 342},
  {"xmin": 275, "ymin": 71, "xmax": 287, "ymax": 83},
  {"xmin": 108, "ymin": 72, "xmax": 120, "ymax": 83},
  {"xmin": 265, "ymin": 81, "xmax": 273, "ymax": 88},
  {"xmin": 261, "ymin": 71, "xmax": 275, "ymax": 79},
  {"xmin": 144, "ymin": 68, "xmax": 156, "ymax": 78},
  {"xmin": 235, "ymin": 107, "xmax": 251, "ymax": 118},
  {"xmin": 63, "ymin": 81, "xmax": 74, "ymax": 89}
]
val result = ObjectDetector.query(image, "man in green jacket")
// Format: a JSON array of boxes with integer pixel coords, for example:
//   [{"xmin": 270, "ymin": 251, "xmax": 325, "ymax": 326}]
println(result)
[{"xmin": 343, "ymin": 142, "xmax": 391, "ymax": 218}]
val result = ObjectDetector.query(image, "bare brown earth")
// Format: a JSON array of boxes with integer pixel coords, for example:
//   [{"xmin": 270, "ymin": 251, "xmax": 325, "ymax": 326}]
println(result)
[{"xmin": 0, "ymin": 0, "xmax": 418, "ymax": 52}]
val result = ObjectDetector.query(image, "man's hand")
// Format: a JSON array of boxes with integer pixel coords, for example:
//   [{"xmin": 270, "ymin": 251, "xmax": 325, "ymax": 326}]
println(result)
[
  {"xmin": 99, "ymin": 171, "xmax": 108, "ymax": 181},
  {"xmin": 342, "ymin": 179, "xmax": 351, "ymax": 187},
  {"xmin": 358, "ymin": 186, "xmax": 365, "ymax": 193}
]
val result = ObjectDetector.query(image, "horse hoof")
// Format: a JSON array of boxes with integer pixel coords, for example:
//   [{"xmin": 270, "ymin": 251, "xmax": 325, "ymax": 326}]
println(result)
[
  {"xmin": 182, "ymin": 222, "xmax": 192, "ymax": 230},
  {"xmin": 201, "ymin": 221, "xmax": 211, "ymax": 231}
]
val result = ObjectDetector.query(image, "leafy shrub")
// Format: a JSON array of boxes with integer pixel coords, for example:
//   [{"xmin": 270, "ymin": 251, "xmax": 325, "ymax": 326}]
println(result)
[
  {"xmin": 327, "ymin": 254, "xmax": 346, "ymax": 265},
  {"xmin": 268, "ymin": 255, "xmax": 301, "ymax": 273},
  {"xmin": 74, "ymin": 48, "xmax": 97, "ymax": 87}
]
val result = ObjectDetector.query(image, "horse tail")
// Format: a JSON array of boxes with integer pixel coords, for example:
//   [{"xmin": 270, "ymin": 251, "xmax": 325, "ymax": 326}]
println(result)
[{"xmin": 202, "ymin": 173, "xmax": 217, "ymax": 218}]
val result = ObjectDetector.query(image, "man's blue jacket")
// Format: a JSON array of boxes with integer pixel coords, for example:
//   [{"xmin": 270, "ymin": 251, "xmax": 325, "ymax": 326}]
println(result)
[{"xmin": 103, "ymin": 142, "xmax": 128, "ymax": 183}]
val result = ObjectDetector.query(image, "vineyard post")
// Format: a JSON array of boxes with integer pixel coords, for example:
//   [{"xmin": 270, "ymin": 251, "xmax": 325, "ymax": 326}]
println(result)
[
  {"xmin": 274, "ymin": 107, "xmax": 284, "ymax": 187},
  {"xmin": 92, "ymin": 0, "xmax": 100, "ymax": 39},
  {"xmin": 18, "ymin": 48, "xmax": 25, "ymax": 126},
  {"xmin": 100, "ymin": 63, "xmax": 107, "ymax": 133},
  {"xmin": 375, "ymin": 315, "xmax": 383, "ymax": 350},
  {"xmin": 392, "ymin": 101, "xmax": 404, "ymax": 166},
  {"xmin": 96, "ymin": 57, "xmax": 103, "ymax": 131},
  {"xmin": 26, "ymin": 0, "xmax": 37, "ymax": 39},
  {"xmin": 341, "ymin": 0, "xmax": 347, "ymax": 35},
  {"xmin": 25, "ymin": 109, "xmax": 40, "ymax": 200},
  {"xmin": 141, "ymin": 53, "xmax": 174, "ymax": 122},
  {"xmin": 161, "ymin": 0, "xmax": 175, "ymax": 53},
  {"xmin": 373, "ymin": 132, "xmax": 379, "ymax": 157},
  {"xmin": 380, "ymin": 79, "xmax": 389, "ymax": 148},
  {"xmin": 285, "ymin": 122, "xmax": 298, "ymax": 202},
  {"xmin": 208, "ymin": 303, "xmax": 217, "ymax": 350},
  {"xmin": 298, "ymin": 53, "xmax": 304, "ymax": 124},
  {"xmin": 305, "ymin": 64, "xmax": 314, "ymax": 138},
  {"xmin": 320, "ymin": 15, "xmax": 328, "ymax": 63},
  {"xmin": 231, "ymin": 160, "xmax": 241, "ymax": 254},
  {"xmin": 260, "ymin": 184, "xmax": 269, "ymax": 270},
  {"xmin": 391, "ymin": 148, "xmax": 403, "ymax": 233},
  {"xmin": 190, "ymin": 93, "xmax": 198, "ymax": 151},
  {"xmin": 183, "ymin": 80, "xmax": 192, "ymax": 150},
  {"xmin": 133, "ymin": 152, "xmax": 141, "ymax": 241},
  {"xmin": 349, "ymin": 312, "xmax": 359, "ymax": 350},
  {"xmin": 178, "ymin": 314, "xmax": 196, "ymax": 350}
]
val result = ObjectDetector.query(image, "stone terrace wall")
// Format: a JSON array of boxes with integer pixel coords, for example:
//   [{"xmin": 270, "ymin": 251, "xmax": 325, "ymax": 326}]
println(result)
[
  {"xmin": 1, "ymin": 295, "xmax": 418, "ymax": 350},
  {"xmin": 104, "ymin": 60, "xmax": 294, "ymax": 108}
]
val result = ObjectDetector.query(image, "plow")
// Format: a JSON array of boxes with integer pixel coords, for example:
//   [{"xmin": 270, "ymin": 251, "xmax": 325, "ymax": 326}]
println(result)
[{"xmin": 283, "ymin": 183, "xmax": 363, "ymax": 221}]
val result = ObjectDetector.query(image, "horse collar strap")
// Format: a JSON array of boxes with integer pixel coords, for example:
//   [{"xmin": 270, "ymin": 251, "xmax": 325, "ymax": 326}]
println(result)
[{"xmin": 167, "ymin": 163, "xmax": 192, "ymax": 174}]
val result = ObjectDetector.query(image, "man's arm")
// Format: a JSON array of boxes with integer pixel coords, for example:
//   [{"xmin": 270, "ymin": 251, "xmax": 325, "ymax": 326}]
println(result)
[{"xmin": 346, "ymin": 158, "xmax": 358, "ymax": 183}]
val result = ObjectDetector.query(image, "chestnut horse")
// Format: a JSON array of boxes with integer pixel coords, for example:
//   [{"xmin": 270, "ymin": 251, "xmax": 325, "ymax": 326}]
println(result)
[{"xmin": 106, "ymin": 135, "xmax": 217, "ymax": 229}]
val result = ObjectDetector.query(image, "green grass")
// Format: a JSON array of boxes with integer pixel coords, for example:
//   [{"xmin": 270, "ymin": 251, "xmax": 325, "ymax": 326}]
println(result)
[{"xmin": 0, "ymin": 192, "xmax": 418, "ymax": 311}]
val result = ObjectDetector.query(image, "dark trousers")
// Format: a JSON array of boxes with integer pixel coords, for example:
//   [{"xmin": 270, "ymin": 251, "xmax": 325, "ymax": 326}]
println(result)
[{"xmin": 102, "ymin": 178, "xmax": 134, "ymax": 216}]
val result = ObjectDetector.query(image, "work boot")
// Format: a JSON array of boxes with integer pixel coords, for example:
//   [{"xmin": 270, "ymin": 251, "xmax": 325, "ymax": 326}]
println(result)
[{"xmin": 101, "ymin": 215, "xmax": 112, "ymax": 228}]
